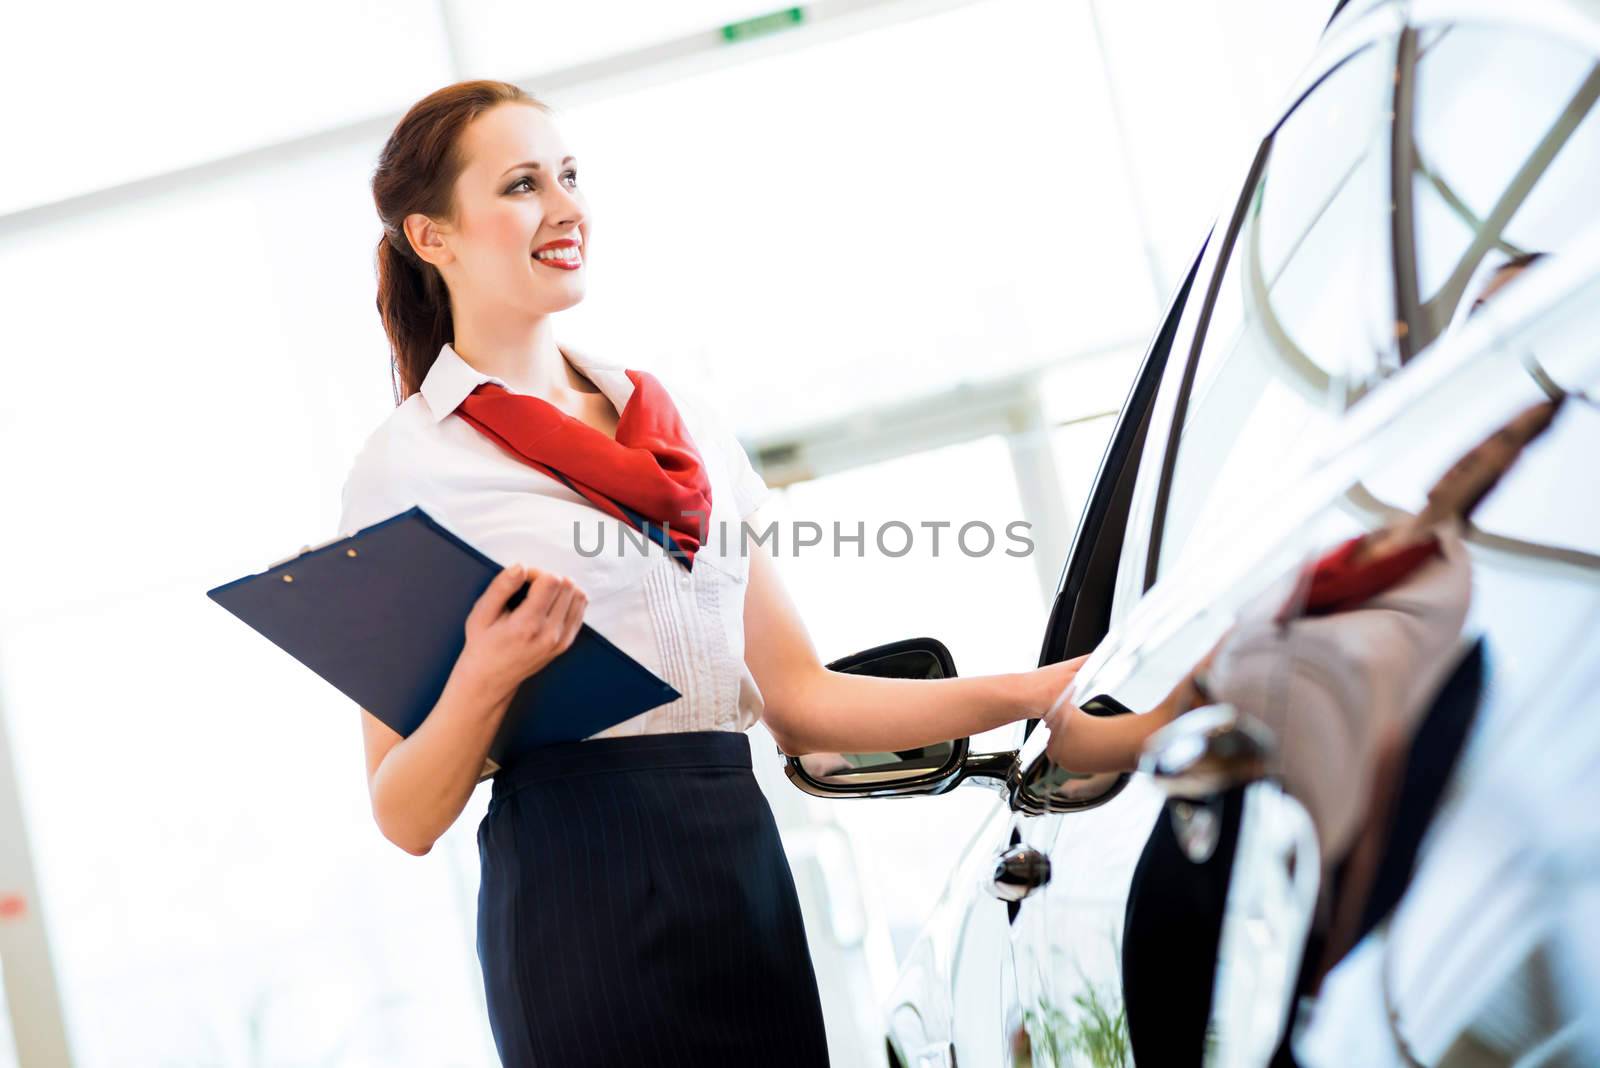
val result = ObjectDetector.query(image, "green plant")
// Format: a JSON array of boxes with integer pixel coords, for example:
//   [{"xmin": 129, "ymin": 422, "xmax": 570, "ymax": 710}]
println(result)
[
  {"xmin": 1019, "ymin": 971, "xmax": 1129, "ymax": 1068},
  {"xmin": 1065, "ymin": 976, "xmax": 1129, "ymax": 1068}
]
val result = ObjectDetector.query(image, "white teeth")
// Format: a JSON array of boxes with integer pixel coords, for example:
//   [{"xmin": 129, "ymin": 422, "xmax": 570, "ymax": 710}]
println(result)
[{"xmin": 535, "ymin": 246, "xmax": 581, "ymax": 261}]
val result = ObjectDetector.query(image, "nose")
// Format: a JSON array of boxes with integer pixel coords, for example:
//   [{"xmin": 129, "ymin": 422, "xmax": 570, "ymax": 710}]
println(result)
[{"xmin": 547, "ymin": 181, "xmax": 586, "ymax": 232}]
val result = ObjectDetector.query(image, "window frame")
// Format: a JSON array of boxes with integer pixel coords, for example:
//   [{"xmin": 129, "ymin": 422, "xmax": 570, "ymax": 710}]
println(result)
[
  {"xmin": 1141, "ymin": 40, "xmax": 1400, "ymax": 588},
  {"xmin": 1023, "ymin": 231, "xmax": 1211, "ymax": 743}
]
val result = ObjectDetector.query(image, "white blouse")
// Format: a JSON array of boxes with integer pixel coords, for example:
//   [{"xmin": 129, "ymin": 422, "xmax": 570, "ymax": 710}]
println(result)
[{"xmin": 336, "ymin": 341, "xmax": 776, "ymax": 761}]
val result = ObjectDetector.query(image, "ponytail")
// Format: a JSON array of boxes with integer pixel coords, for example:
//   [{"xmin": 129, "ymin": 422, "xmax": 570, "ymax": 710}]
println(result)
[
  {"xmin": 375, "ymin": 228, "xmax": 453, "ymax": 407},
  {"xmin": 371, "ymin": 80, "xmax": 552, "ymax": 405}
]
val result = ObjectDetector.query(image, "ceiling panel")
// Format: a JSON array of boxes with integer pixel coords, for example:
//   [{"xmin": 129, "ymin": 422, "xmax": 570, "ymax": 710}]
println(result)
[
  {"xmin": 550, "ymin": 0, "xmax": 1159, "ymax": 438},
  {"xmin": 0, "ymin": 0, "xmax": 454, "ymax": 215}
]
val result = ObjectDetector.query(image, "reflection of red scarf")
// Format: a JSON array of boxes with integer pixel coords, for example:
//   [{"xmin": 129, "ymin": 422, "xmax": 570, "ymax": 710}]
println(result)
[
  {"xmin": 1297, "ymin": 534, "xmax": 1441, "ymax": 617},
  {"xmin": 455, "ymin": 371, "xmax": 713, "ymax": 569}
]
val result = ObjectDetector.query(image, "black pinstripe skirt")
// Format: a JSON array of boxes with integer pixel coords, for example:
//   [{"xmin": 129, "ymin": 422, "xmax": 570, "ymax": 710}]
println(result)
[{"xmin": 475, "ymin": 729, "xmax": 831, "ymax": 1066}]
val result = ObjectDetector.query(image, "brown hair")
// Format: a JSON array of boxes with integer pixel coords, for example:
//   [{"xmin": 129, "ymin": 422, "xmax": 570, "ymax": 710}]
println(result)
[
  {"xmin": 1467, "ymin": 250, "xmax": 1550, "ymax": 319},
  {"xmin": 371, "ymin": 80, "xmax": 553, "ymax": 406},
  {"xmin": 1498, "ymin": 249, "xmax": 1548, "ymax": 273}
]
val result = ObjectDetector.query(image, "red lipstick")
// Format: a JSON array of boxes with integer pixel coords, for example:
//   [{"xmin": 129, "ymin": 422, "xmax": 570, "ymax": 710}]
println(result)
[{"xmin": 532, "ymin": 237, "xmax": 583, "ymax": 270}]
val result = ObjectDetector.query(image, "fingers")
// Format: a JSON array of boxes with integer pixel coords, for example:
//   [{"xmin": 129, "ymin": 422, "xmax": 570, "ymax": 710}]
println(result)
[
  {"xmin": 466, "ymin": 563, "xmax": 526, "ymax": 629},
  {"xmin": 1049, "ymin": 655, "xmax": 1088, "ymax": 710},
  {"xmin": 1042, "ymin": 685, "xmax": 1078, "ymax": 725},
  {"xmin": 537, "ymin": 579, "xmax": 586, "ymax": 659},
  {"xmin": 1042, "ymin": 698, "xmax": 1078, "ymax": 746},
  {"xmin": 509, "ymin": 569, "xmax": 566, "ymax": 625},
  {"xmin": 545, "ymin": 580, "xmax": 578, "ymax": 634},
  {"xmin": 559, "ymin": 580, "xmax": 588, "ymax": 647},
  {"xmin": 509, "ymin": 570, "xmax": 587, "ymax": 656}
]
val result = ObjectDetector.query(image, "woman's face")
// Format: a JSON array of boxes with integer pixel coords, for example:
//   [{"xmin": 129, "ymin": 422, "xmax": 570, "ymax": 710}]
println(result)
[{"xmin": 428, "ymin": 102, "xmax": 590, "ymax": 317}]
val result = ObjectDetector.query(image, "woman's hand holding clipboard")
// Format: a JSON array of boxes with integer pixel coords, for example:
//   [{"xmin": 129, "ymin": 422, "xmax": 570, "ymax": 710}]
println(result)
[
  {"xmin": 205, "ymin": 506, "xmax": 682, "ymax": 770},
  {"xmin": 459, "ymin": 563, "xmax": 589, "ymax": 709}
]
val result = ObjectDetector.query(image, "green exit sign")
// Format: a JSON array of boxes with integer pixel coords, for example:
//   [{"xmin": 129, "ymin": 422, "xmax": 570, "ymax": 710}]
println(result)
[{"xmin": 721, "ymin": 7, "xmax": 806, "ymax": 43}]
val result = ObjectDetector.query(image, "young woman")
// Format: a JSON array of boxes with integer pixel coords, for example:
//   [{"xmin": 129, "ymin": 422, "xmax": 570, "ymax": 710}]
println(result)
[{"xmin": 344, "ymin": 80, "xmax": 1084, "ymax": 1066}]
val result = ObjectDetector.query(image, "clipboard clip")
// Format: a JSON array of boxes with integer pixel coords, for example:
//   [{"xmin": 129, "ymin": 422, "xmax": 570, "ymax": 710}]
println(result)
[{"xmin": 267, "ymin": 532, "xmax": 351, "ymax": 570}]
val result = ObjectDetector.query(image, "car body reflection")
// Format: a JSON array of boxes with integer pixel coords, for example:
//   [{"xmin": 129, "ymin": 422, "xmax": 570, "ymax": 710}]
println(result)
[{"xmin": 781, "ymin": 2, "xmax": 1600, "ymax": 1064}]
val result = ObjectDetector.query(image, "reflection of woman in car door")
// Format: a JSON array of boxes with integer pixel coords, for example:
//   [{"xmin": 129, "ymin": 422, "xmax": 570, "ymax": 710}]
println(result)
[
  {"xmin": 1040, "ymin": 252, "xmax": 1565, "ymax": 779},
  {"xmin": 1044, "ymin": 254, "xmax": 1566, "ymax": 1066},
  {"xmin": 1098, "ymin": 396, "xmax": 1557, "ymax": 1068},
  {"xmin": 351, "ymin": 80, "xmax": 1088, "ymax": 1066},
  {"xmin": 1043, "ymin": 397, "xmax": 1560, "ymax": 772}
]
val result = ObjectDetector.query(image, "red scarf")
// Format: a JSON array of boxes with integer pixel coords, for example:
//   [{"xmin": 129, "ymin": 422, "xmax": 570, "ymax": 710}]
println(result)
[
  {"xmin": 455, "ymin": 370, "xmax": 713, "ymax": 569},
  {"xmin": 1276, "ymin": 533, "xmax": 1441, "ymax": 622}
]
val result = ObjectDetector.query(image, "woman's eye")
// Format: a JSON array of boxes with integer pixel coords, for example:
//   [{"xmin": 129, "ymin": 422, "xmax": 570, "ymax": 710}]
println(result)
[{"xmin": 509, "ymin": 172, "xmax": 577, "ymax": 193}]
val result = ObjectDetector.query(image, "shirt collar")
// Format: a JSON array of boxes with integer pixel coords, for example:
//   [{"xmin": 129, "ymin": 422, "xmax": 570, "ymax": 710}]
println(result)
[{"xmin": 420, "ymin": 341, "xmax": 637, "ymax": 424}]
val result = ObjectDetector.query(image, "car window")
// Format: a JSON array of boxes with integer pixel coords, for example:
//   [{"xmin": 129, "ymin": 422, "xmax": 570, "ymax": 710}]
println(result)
[
  {"xmin": 1107, "ymin": 234, "xmax": 1228, "ymax": 627},
  {"xmin": 1374, "ymin": 20, "xmax": 1600, "ymax": 558},
  {"xmin": 1364, "ymin": 244, "xmax": 1600, "ymax": 565},
  {"xmin": 1403, "ymin": 23, "xmax": 1600, "ymax": 352},
  {"xmin": 1127, "ymin": 42, "xmax": 1396, "ymax": 594}
]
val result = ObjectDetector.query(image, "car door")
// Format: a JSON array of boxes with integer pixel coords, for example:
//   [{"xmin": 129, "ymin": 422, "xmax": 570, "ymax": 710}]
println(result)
[
  {"xmin": 1005, "ymin": 17, "xmax": 1410, "ymax": 1066},
  {"xmin": 806, "ymin": 15, "xmax": 1407, "ymax": 1065},
  {"xmin": 994, "ymin": 231, "xmax": 1212, "ymax": 1068},
  {"xmin": 1008, "ymin": 5, "xmax": 1600, "ymax": 1064},
  {"xmin": 1293, "ymin": 10, "xmax": 1600, "ymax": 1063},
  {"xmin": 812, "ymin": 218, "xmax": 1213, "ymax": 1068},
  {"xmin": 784, "ymin": 4, "xmax": 1600, "ymax": 1065}
]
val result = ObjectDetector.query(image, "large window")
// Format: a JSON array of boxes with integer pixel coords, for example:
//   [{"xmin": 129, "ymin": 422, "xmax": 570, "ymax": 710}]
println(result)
[
  {"xmin": 451, "ymin": 1, "xmax": 780, "ymax": 82},
  {"xmin": 552, "ymin": 0, "xmax": 1158, "ymax": 439},
  {"xmin": 1404, "ymin": 23, "xmax": 1600, "ymax": 351},
  {"xmin": 1368, "ymin": 20, "xmax": 1600, "ymax": 564},
  {"xmin": 1109, "ymin": 40, "xmax": 1397, "ymax": 611},
  {"xmin": 1385, "ymin": 20, "xmax": 1600, "ymax": 562},
  {"xmin": 765, "ymin": 435, "xmax": 1043, "ymax": 958}
]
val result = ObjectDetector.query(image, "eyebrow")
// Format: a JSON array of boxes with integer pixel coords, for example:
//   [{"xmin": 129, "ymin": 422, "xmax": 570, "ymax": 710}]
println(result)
[{"xmin": 501, "ymin": 157, "xmax": 576, "ymax": 178}]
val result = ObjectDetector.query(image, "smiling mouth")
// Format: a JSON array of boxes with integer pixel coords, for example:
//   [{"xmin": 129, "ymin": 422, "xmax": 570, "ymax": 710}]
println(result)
[{"xmin": 533, "ymin": 248, "xmax": 583, "ymax": 270}]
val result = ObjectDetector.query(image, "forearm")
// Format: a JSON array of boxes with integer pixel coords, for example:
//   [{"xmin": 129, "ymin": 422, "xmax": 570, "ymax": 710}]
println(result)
[
  {"xmin": 1045, "ymin": 674, "xmax": 1198, "ymax": 774},
  {"xmin": 370, "ymin": 667, "xmax": 512, "ymax": 855},
  {"xmin": 1048, "ymin": 703, "xmax": 1177, "ymax": 773},
  {"xmin": 764, "ymin": 664, "xmax": 1032, "ymax": 755}
]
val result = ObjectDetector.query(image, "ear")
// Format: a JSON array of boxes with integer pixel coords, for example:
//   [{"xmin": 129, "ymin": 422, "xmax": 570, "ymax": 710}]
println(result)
[{"xmin": 403, "ymin": 212, "xmax": 454, "ymax": 269}]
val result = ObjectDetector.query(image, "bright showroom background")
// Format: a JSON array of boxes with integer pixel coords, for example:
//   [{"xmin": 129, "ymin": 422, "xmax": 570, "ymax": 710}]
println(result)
[{"xmin": 0, "ymin": 1, "xmax": 1329, "ymax": 1064}]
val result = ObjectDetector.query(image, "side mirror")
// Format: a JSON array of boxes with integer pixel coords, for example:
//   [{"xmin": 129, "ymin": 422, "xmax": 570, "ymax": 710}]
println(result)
[
  {"xmin": 782, "ymin": 637, "xmax": 972, "ymax": 799},
  {"xmin": 1014, "ymin": 694, "xmax": 1139, "ymax": 814}
]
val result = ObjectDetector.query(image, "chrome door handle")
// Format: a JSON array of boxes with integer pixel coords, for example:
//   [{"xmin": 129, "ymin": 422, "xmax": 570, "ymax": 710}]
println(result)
[
  {"xmin": 1139, "ymin": 703, "xmax": 1276, "ymax": 799},
  {"xmin": 987, "ymin": 844, "xmax": 1051, "ymax": 902}
]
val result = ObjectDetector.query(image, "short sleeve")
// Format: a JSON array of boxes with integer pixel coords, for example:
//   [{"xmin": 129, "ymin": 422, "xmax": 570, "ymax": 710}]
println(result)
[
  {"xmin": 336, "ymin": 436, "xmax": 409, "ymax": 538},
  {"xmin": 726, "ymin": 431, "xmax": 774, "ymax": 521},
  {"xmin": 694, "ymin": 390, "xmax": 773, "ymax": 521}
]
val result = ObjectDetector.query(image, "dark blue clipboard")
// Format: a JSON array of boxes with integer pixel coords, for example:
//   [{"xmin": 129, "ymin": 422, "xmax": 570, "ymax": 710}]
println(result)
[{"xmin": 205, "ymin": 506, "xmax": 681, "ymax": 770}]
